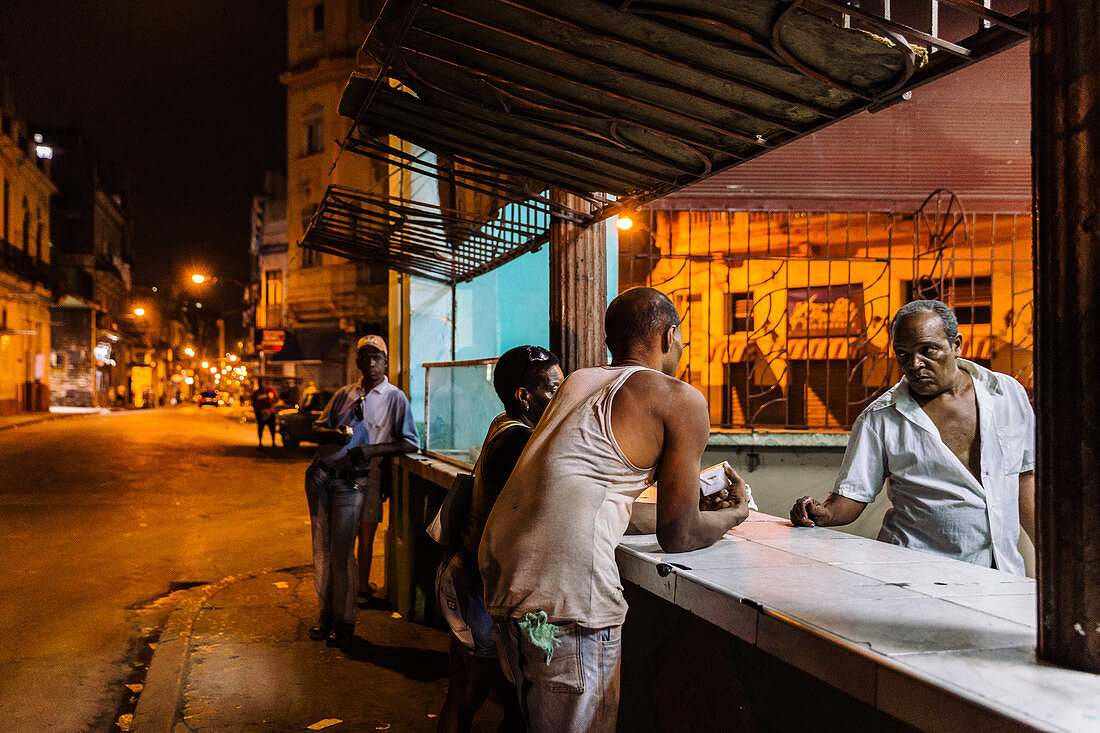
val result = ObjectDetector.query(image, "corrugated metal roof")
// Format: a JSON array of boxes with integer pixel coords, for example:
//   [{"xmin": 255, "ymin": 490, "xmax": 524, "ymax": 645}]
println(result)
[{"xmin": 657, "ymin": 44, "xmax": 1030, "ymax": 213}]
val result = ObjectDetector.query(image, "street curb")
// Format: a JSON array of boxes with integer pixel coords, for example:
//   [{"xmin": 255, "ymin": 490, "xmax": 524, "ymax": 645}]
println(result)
[
  {"xmin": 0, "ymin": 412, "xmax": 78, "ymax": 432},
  {"xmin": 130, "ymin": 569, "xmax": 271, "ymax": 733}
]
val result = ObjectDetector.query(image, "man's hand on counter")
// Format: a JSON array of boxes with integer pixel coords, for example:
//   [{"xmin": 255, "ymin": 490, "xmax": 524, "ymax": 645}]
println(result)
[{"xmin": 789, "ymin": 493, "xmax": 866, "ymax": 527}]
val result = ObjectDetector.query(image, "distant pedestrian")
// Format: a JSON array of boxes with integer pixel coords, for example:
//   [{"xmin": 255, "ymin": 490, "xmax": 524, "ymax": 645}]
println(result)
[
  {"xmin": 305, "ymin": 334, "xmax": 419, "ymax": 650},
  {"xmin": 302, "ymin": 380, "xmax": 319, "ymax": 401},
  {"xmin": 252, "ymin": 379, "xmax": 279, "ymax": 448}
]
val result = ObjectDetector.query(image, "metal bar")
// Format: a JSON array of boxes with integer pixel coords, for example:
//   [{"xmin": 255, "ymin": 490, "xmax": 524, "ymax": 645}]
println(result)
[
  {"xmin": 481, "ymin": 0, "xmax": 838, "ymax": 117},
  {"xmin": 360, "ymin": 100, "xmax": 645, "ymax": 194},
  {"xmin": 1032, "ymin": 0, "xmax": 1100, "ymax": 673},
  {"xmin": 422, "ymin": 358, "xmax": 497, "ymax": 369},
  {"xmin": 810, "ymin": 0, "xmax": 972, "ymax": 57},
  {"xmin": 324, "ymin": 192, "xmax": 549, "ymax": 241},
  {"xmin": 335, "ymin": 0, "xmax": 423, "ymax": 171},
  {"xmin": 410, "ymin": 12, "xmax": 799, "ymax": 137},
  {"xmin": 935, "ymin": 0, "xmax": 1027, "ymax": 34},
  {"xmin": 372, "ymin": 80, "xmax": 709, "ymax": 183},
  {"xmin": 344, "ymin": 138, "xmax": 591, "ymax": 221},
  {"xmin": 400, "ymin": 40, "xmax": 767, "ymax": 154}
]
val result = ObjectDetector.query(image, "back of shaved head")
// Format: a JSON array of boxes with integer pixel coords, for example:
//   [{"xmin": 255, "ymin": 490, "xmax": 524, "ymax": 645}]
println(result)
[{"xmin": 605, "ymin": 287, "xmax": 681, "ymax": 358}]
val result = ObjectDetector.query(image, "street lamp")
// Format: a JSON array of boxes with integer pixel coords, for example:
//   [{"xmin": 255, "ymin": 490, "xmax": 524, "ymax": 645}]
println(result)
[
  {"xmin": 133, "ymin": 307, "xmax": 146, "ymax": 317},
  {"xmin": 191, "ymin": 274, "xmax": 206, "ymax": 284}
]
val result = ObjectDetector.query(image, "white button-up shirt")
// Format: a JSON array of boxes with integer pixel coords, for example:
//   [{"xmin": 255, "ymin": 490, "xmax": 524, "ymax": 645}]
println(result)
[{"xmin": 834, "ymin": 359, "xmax": 1035, "ymax": 575}]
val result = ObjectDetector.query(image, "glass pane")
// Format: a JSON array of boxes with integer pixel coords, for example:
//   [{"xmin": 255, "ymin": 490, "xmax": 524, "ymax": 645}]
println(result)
[{"xmin": 425, "ymin": 361, "xmax": 501, "ymax": 467}]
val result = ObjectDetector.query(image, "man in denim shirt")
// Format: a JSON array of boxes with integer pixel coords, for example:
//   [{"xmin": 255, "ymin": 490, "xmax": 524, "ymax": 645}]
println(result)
[{"xmin": 305, "ymin": 334, "xmax": 419, "ymax": 649}]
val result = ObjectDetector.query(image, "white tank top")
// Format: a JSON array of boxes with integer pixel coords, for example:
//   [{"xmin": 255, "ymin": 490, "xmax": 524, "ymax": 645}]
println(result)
[{"xmin": 478, "ymin": 365, "xmax": 659, "ymax": 627}]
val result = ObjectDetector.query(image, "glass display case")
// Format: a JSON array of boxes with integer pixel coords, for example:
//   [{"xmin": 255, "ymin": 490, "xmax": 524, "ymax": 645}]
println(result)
[{"xmin": 423, "ymin": 358, "xmax": 501, "ymax": 469}]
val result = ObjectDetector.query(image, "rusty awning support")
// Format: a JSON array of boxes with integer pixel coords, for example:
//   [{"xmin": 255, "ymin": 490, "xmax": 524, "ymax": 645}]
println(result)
[
  {"xmin": 338, "ymin": 0, "xmax": 1028, "ymax": 221},
  {"xmin": 302, "ymin": 146, "xmax": 592, "ymax": 283},
  {"xmin": 1031, "ymin": 0, "xmax": 1100, "ymax": 674}
]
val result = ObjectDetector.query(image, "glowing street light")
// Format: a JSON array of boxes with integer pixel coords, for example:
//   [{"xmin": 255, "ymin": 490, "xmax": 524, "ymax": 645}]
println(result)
[
  {"xmin": 201, "ymin": 361, "xmax": 209, "ymax": 369},
  {"xmin": 184, "ymin": 347, "xmax": 195, "ymax": 357},
  {"xmin": 191, "ymin": 274, "xmax": 206, "ymax": 284},
  {"xmin": 133, "ymin": 307, "xmax": 146, "ymax": 317},
  {"xmin": 616, "ymin": 216, "xmax": 634, "ymax": 231}
]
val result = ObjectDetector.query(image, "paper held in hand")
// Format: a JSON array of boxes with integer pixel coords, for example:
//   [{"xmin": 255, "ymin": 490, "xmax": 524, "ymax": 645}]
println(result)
[{"xmin": 700, "ymin": 462, "xmax": 759, "ymax": 510}]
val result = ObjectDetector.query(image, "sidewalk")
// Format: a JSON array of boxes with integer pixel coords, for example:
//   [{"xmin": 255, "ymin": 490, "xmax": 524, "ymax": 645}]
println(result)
[
  {"xmin": 0, "ymin": 406, "xmax": 111, "ymax": 431},
  {"xmin": 131, "ymin": 566, "xmax": 505, "ymax": 732}
]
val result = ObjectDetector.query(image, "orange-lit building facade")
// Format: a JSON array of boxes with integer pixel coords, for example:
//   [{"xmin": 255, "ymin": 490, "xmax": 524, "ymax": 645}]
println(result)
[
  {"xmin": 621, "ymin": 46, "xmax": 1033, "ymax": 431},
  {"xmin": 0, "ymin": 76, "xmax": 56, "ymax": 415}
]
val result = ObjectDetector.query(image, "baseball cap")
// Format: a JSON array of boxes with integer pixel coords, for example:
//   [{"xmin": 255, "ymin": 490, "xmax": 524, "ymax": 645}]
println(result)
[{"xmin": 356, "ymin": 334, "xmax": 388, "ymax": 355}]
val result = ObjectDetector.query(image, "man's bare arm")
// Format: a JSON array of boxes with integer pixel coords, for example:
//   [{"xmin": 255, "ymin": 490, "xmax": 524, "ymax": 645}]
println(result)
[
  {"xmin": 655, "ymin": 385, "xmax": 748, "ymax": 552},
  {"xmin": 1018, "ymin": 470, "xmax": 1035, "ymax": 544},
  {"xmin": 789, "ymin": 493, "xmax": 867, "ymax": 527}
]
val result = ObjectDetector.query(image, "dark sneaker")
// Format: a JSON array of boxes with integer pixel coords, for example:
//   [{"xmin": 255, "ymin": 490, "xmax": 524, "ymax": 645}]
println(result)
[
  {"xmin": 308, "ymin": 614, "xmax": 333, "ymax": 641},
  {"xmin": 326, "ymin": 618, "xmax": 354, "ymax": 649}
]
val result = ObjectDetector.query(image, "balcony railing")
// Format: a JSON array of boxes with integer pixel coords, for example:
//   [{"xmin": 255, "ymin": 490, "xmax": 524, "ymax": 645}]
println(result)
[{"xmin": 0, "ymin": 238, "xmax": 59, "ymax": 294}]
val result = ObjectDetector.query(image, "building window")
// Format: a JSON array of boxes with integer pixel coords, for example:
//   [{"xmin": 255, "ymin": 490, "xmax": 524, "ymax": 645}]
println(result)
[
  {"xmin": 947, "ymin": 276, "xmax": 993, "ymax": 325},
  {"xmin": 312, "ymin": 2, "xmax": 325, "ymax": 32},
  {"xmin": 726, "ymin": 292, "xmax": 755, "ymax": 333},
  {"xmin": 904, "ymin": 276, "xmax": 992, "ymax": 326},
  {"xmin": 35, "ymin": 209, "xmax": 43, "ymax": 260},
  {"xmin": 265, "ymin": 270, "xmax": 283, "ymax": 305},
  {"xmin": 301, "ymin": 246, "xmax": 321, "ymax": 268},
  {"xmin": 306, "ymin": 119, "xmax": 323, "ymax": 155},
  {"xmin": 22, "ymin": 198, "xmax": 29, "ymax": 252}
]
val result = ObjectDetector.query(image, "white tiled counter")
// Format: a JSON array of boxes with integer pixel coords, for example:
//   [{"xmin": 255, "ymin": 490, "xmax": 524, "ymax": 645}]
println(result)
[{"xmin": 617, "ymin": 512, "xmax": 1100, "ymax": 733}]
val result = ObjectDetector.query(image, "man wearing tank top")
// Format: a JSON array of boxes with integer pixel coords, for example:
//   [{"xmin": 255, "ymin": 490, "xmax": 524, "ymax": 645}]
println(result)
[{"xmin": 479, "ymin": 287, "xmax": 752, "ymax": 732}]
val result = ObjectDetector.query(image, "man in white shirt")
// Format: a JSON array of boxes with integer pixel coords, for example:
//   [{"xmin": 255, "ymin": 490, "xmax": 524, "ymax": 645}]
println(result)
[{"xmin": 790, "ymin": 300, "xmax": 1036, "ymax": 575}]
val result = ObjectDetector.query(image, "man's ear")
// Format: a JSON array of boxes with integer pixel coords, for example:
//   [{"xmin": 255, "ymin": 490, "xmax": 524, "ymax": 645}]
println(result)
[
  {"xmin": 514, "ymin": 386, "xmax": 531, "ymax": 412},
  {"xmin": 661, "ymin": 324, "xmax": 676, "ymax": 354},
  {"xmin": 952, "ymin": 333, "xmax": 963, "ymax": 355}
]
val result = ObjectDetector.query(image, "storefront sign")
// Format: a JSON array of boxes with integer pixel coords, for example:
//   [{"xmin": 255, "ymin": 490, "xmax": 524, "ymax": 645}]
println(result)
[
  {"xmin": 787, "ymin": 286, "xmax": 864, "ymax": 338},
  {"xmin": 256, "ymin": 329, "xmax": 286, "ymax": 353}
]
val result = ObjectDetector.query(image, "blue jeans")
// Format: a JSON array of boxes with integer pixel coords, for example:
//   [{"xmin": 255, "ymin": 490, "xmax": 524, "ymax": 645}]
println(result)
[
  {"xmin": 493, "ymin": 616, "xmax": 623, "ymax": 733},
  {"xmin": 436, "ymin": 549, "xmax": 497, "ymax": 658},
  {"xmin": 305, "ymin": 462, "xmax": 367, "ymax": 624}
]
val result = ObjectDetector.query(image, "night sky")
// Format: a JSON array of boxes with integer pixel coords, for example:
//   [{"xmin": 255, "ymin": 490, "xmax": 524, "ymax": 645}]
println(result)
[{"xmin": 0, "ymin": 1, "xmax": 287, "ymax": 304}]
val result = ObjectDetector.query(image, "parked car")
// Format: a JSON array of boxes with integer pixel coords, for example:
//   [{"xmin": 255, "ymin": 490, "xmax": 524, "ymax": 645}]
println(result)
[
  {"xmin": 198, "ymin": 390, "xmax": 222, "ymax": 407},
  {"xmin": 277, "ymin": 390, "xmax": 334, "ymax": 449}
]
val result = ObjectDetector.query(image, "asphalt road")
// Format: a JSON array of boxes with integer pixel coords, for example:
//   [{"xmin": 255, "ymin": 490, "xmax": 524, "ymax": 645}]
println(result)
[{"xmin": 0, "ymin": 406, "xmax": 315, "ymax": 732}]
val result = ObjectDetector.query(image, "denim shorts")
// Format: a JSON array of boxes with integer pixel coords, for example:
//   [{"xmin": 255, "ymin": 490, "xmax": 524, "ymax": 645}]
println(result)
[{"xmin": 435, "ymin": 549, "xmax": 498, "ymax": 658}]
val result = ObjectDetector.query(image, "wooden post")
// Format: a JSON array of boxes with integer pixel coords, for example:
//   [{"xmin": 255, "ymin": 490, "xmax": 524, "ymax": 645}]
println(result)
[
  {"xmin": 549, "ymin": 189, "xmax": 606, "ymax": 373},
  {"xmin": 1031, "ymin": 0, "xmax": 1100, "ymax": 673}
]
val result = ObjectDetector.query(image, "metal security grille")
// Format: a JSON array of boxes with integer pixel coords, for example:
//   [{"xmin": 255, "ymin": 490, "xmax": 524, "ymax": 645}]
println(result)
[{"xmin": 619, "ymin": 200, "xmax": 1033, "ymax": 430}]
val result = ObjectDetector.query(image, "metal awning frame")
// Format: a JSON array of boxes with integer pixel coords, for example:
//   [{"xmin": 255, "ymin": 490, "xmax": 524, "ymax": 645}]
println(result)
[
  {"xmin": 338, "ymin": 0, "xmax": 1028, "ymax": 214},
  {"xmin": 320, "ymin": 0, "xmax": 1028, "ymax": 284},
  {"xmin": 304, "ymin": 184, "xmax": 557, "ymax": 284},
  {"xmin": 342, "ymin": 135, "xmax": 603, "ymax": 221}
]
